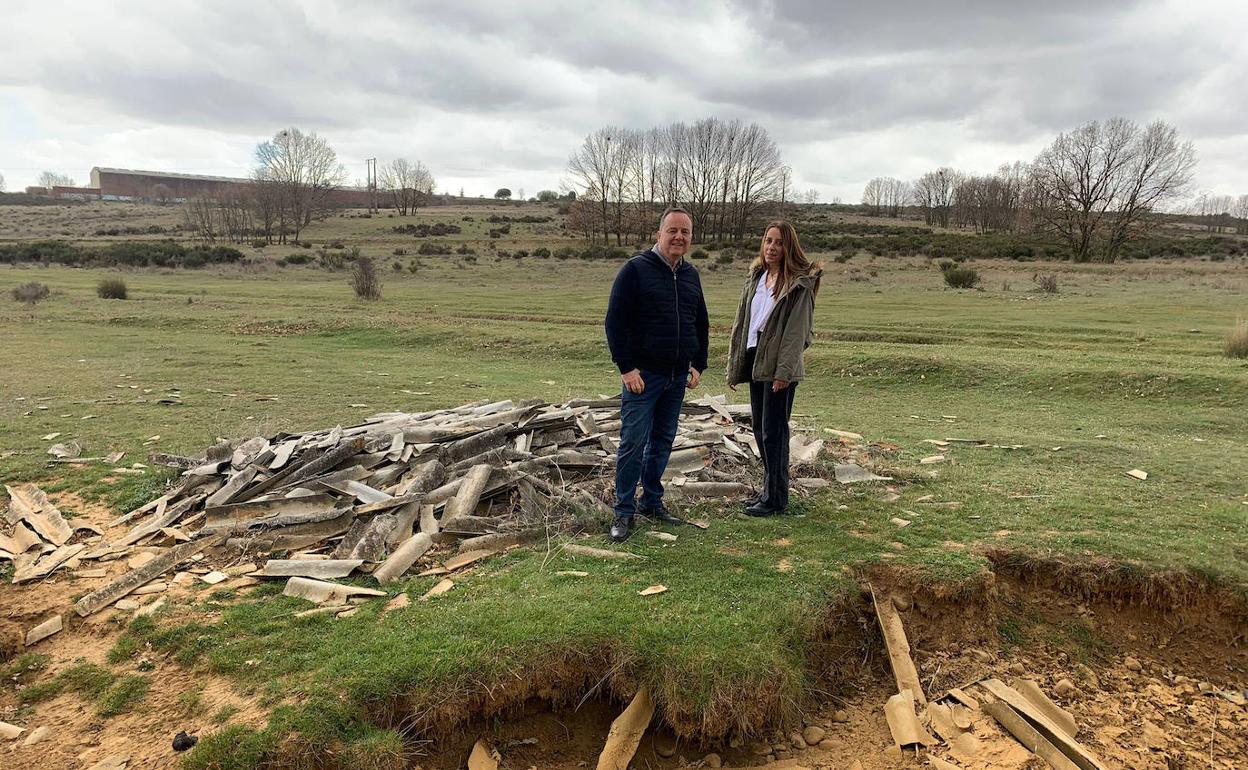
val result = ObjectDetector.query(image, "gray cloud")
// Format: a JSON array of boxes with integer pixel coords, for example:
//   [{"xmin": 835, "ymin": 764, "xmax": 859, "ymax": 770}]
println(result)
[{"xmin": 0, "ymin": 0, "xmax": 1244, "ymax": 198}]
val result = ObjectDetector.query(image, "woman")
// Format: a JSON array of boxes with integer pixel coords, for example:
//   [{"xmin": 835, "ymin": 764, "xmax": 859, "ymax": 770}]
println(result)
[{"xmin": 726, "ymin": 220, "xmax": 822, "ymax": 516}]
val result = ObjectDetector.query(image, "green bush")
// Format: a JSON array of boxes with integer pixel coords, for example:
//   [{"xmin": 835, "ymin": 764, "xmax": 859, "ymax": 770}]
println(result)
[
  {"xmin": 283, "ymin": 253, "xmax": 312, "ymax": 265},
  {"xmin": 97, "ymin": 278, "xmax": 128, "ymax": 299},
  {"xmin": 690, "ymin": 249, "xmax": 707, "ymax": 260},
  {"xmin": 1225, "ymin": 318, "xmax": 1248, "ymax": 359},
  {"xmin": 533, "ymin": 247, "xmax": 551, "ymax": 258},
  {"xmin": 942, "ymin": 265, "xmax": 980, "ymax": 289}
]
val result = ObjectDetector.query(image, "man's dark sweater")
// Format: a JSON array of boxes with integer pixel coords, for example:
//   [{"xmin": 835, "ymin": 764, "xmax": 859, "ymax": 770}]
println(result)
[{"xmin": 604, "ymin": 248, "xmax": 709, "ymax": 376}]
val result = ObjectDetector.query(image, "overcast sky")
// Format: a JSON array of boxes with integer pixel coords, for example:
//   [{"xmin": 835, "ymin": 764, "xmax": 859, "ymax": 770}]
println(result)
[{"xmin": 1, "ymin": 0, "xmax": 1244, "ymax": 202}]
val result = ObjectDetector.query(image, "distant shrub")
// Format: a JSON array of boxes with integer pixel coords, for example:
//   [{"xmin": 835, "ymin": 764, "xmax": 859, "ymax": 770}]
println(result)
[
  {"xmin": 97, "ymin": 278, "xmax": 128, "ymax": 299},
  {"xmin": 832, "ymin": 253, "xmax": 851, "ymax": 263},
  {"xmin": 319, "ymin": 252, "xmax": 347, "ymax": 270},
  {"xmin": 533, "ymin": 247, "xmax": 551, "ymax": 258},
  {"xmin": 498, "ymin": 250, "xmax": 511, "ymax": 259},
  {"xmin": 455, "ymin": 244, "xmax": 476, "ymax": 255},
  {"xmin": 300, "ymin": 241, "xmax": 312, "ymax": 249},
  {"xmin": 392, "ymin": 260, "xmax": 403, "ymax": 272},
  {"xmin": 554, "ymin": 246, "xmax": 577, "ymax": 260},
  {"xmin": 514, "ymin": 250, "xmax": 529, "ymax": 259},
  {"xmin": 942, "ymin": 265, "xmax": 980, "ymax": 289},
  {"xmin": 393, "ymin": 248, "xmax": 407, "ymax": 256},
  {"xmin": 418, "ymin": 242, "xmax": 452, "ymax": 256},
  {"xmin": 329, "ymin": 241, "xmax": 345, "ymax": 250},
  {"xmin": 1225, "ymin": 318, "xmax": 1248, "ymax": 359},
  {"xmin": 1035, "ymin": 273, "xmax": 1059, "ymax": 293},
  {"xmin": 690, "ymin": 249, "xmax": 707, "ymax": 260},
  {"xmin": 350, "ymin": 256, "xmax": 381, "ymax": 300},
  {"xmin": 284, "ymin": 253, "xmax": 312, "ymax": 265},
  {"xmin": 11, "ymin": 281, "xmax": 50, "ymax": 305},
  {"xmin": 714, "ymin": 253, "xmax": 734, "ymax": 265},
  {"xmin": 252, "ymin": 239, "xmax": 267, "ymax": 248}
]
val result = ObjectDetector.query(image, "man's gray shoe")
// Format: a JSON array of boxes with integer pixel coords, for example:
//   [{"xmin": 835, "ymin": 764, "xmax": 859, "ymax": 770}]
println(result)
[
  {"xmin": 639, "ymin": 505, "xmax": 685, "ymax": 526},
  {"xmin": 609, "ymin": 516, "xmax": 634, "ymax": 542}
]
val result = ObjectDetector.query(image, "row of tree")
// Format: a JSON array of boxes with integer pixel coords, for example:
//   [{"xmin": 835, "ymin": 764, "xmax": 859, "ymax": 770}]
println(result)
[
  {"xmin": 186, "ymin": 128, "xmax": 436, "ymax": 244},
  {"xmin": 564, "ymin": 118, "xmax": 796, "ymax": 245},
  {"xmin": 862, "ymin": 118, "xmax": 1200, "ymax": 262},
  {"xmin": 1191, "ymin": 192, "xmax": 1248, "ymax": 235}
]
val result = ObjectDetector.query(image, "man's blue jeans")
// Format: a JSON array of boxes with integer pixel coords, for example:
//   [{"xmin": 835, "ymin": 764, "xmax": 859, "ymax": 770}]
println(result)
[{"xmin": 614, "ymin": 368, "xmax": 686, "ymax": 518}]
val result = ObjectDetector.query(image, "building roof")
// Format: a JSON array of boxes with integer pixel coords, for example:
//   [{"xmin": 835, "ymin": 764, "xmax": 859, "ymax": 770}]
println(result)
[{"xmin": 92, "ymin": 167, "xmax": 250, "ymax": 184}]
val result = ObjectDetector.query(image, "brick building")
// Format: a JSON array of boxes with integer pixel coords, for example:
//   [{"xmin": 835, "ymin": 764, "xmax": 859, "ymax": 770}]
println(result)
[{"xmin": 90, "ymin": 167, "xmax": 376, "ymax": 206}]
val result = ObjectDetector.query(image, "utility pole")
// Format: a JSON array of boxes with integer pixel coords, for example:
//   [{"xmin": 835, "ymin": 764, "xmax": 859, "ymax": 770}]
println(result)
[{"xmin": 365, "ymin": 158, "xmax": 377, "ymax": 213}]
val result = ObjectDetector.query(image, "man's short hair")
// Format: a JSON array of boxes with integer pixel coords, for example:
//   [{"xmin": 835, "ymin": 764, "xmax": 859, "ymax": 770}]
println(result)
[{"xmin": 658, "ymin": 206, "xmax": 692, "ymax": 230}]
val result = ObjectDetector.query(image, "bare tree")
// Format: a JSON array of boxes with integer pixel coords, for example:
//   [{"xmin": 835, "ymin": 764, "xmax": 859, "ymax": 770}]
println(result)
[
  {"xmin": 38, "ymin": 171, "xmax": 75, "ymax": 188},
  {"xmin": 379, "ymin": 158, "xmax": 434, "ymax": 216},
  {"xmin": 253, "ymin": 128, "xmax": 347, "ymax": 243},
  {"xmin": 911, "ymin": 168, "xmax": 960, "ymax": 227},
  {"xmin": 861, "ymin": 178, "xmax": 884, "ymax": 216},
  {"xmin": 1233, "ymin": 194, "xmax": 1248, "ymax": 235},
  {"xmin": 801, "ymin": 188, "xmax": 819, "ymax": 205},
  {"xmin": 150, "ymin": 183, "xmax": 176, "ymax": 206},
  {"xmin": 0, "ymin": 171, "xmax": 6, "ymax": 192},
  {"xmin": 566, "ymin": 118, "xmax": 784, "ymax": 245},
  {"xmin": 882, "ymin": 178, "xmax": 909, "ymax": 218},
  {"xmin": 1031, "ymin": 118, "xmax": 1194, "ymax": 262}
]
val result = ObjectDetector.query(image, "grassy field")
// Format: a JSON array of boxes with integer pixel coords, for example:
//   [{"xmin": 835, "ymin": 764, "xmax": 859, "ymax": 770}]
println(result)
[{"xmin": 2, "ymin": 203, "xmax": 1246, "ymax": 766}]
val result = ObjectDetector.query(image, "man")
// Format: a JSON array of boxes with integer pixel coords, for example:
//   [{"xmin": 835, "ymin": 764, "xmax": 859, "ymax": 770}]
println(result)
[{"xmin": 604, "ymin": 206, "xmax": 709, "ymax": 542}]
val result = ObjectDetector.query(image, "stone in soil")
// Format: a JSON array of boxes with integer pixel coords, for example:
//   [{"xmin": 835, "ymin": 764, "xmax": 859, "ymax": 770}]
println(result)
[{"xmin": 802, "ymin": 725, "xmax": 826, "ymax": 745}]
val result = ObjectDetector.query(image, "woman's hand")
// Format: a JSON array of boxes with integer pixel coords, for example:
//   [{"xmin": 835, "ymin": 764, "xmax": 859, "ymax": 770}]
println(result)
[{"xmin": 771, "ymin": 378, "xmax": 789, "ymax": 392}]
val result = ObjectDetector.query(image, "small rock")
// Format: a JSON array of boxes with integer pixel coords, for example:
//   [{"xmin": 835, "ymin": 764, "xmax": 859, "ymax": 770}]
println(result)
[
  {"xmin": 831, "ymin": 709, "xmax": 850, "ymax": 723},
  {"xmin": 789, "ymin": 731, "xmax": 806, "ymax": 749},
  {"xmin": 969, "ymin": 648, "xmax": 994, "ymax": 664},
  {"xmin": 751, "ymin": 741, "xmax": 772, "ymax": 756},
  {"xmin": 703, "ymin": 753, "xmax": 722, "ymax": 769},
  {"xmin": 654, "ymin": 732, "xmax": 678, "ymax": 758},
  {"xmin": 1075, "ymin": 663, "xmax": 1101, "ymax": 690},
  {"xmin": 1124, "ymin": 656, "xmax": 1142, "ymax": 672},
  {"xmin": 891, "ymin": 593, "xmax": 912, "ymax": 612},
  {"xmin": 774, "ymin": 749, "xmax": 790, "ymax": 760},
  {"xmin": 802, "ymin": 725, "xmax": 826, "ymax": 745},
  {"xmin": 172, "ymin": 731, "xmax": 198, "ymax": 751},
  {"xmin": 1008, "ymin": 662, "xmax": 1027, "ymax": 676},
  {"xmin": 22, "ymin": 726, "xmax": 50, "ymax": 746},
  {"xmin": 849, "ymin": 762, "xmax": 864, "ymax": 770},
  {"xmin": 1054, "ymin": 678, "xmax": 1077, "ymax": 697},
  {"xmin": 114, "ymin": 599, "xmax": 141, "ymax": 611},
  {"xmin": 818, "ymin": 738, "xmax": 835, "ymax": 749}
]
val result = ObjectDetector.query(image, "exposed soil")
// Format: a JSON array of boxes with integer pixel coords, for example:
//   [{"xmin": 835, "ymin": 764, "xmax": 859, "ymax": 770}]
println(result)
[
  {"xmin": 2, "ymin": 492, "xmax": 1244, "ymax": 769},
  {"xmin": 409, "ymin": 573, "xmax": 1247, "ymax": 770}
]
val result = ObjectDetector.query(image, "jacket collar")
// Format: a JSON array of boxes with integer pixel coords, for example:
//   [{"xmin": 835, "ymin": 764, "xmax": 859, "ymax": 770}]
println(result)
[
  {"xmin": 751, "ymin": 266, "xmax": 822, "ymax": 301},
  {"xmin": 643, "ymin": 248, "xmax": 687, "ymax": 273}
]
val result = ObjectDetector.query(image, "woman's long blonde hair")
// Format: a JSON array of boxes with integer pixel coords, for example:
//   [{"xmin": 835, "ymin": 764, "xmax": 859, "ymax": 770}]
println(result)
[{"xmin": 749, "ymin": 220, "xmax": 821, "ymax": 298}]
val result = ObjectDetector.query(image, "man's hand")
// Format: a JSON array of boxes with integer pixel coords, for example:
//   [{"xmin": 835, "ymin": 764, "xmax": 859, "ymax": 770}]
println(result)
[
  {"xmin": 621, "ymin": 369, "xmax": 645, "ymax": 394},
  {"xmin": 771, "ymin": 378, "xmax": 789, "ymax": 392},
  {"xmin": 687, "ymin": 367, "xmax": 702, "ymax": 388}
]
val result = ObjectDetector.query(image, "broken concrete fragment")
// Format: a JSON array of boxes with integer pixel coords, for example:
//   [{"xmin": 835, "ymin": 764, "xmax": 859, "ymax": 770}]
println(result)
[
  {"xmin": 282, "ymin": 576, "xmax": 385, "ymax": 605},
  {"xmin": 883, "ymin": 689, "xmax": 935, "ymax": 748},
  {"xmin": 372, "ymin": 534, "xmax": 433, "ymax": 584},
  {"xmin": 982, "ymin": 700, "xmax": 1080, "ymax": 770},
  {"xmin": 1126, "ymin": 469, "xmax": 1148, "ymax": 480},
  {"xmin": 467, "ymin": 739, "xmax": 500, "ymax": 770},
  {"xmin": 21, "ymin": 725, "xmax": 50, "ymax": 746},
  {"xmin": 563, "ymin": 543, "xmax": 641, "ymax": 560},
  {"xmin": 260, "ymin": 559, "xmax": 364, "ymax": 579},
  {"xmin": 115, "ymin": 599, "xmax": 141, "ymax": 611},
  {"xmin": 25, "ymin": 615, "xmax": 62, "ymax": 646},
  {"xmin": 84, "ymin": 755, "xmax": 131, "ymax": 770},
  {"xmin": 834, "ymin": 463, "xmax": 892, "ymax": 484},
  {"xmin": 872, "ymin": 589, "xmax": 925, "ymax": 704},
  {"xmin": 383, "ymin": 593, "xmax": 411, "ymax": 613},
  {"xmin": 420, "ymin": 578, "xmax": 454, "ymax": 600},
  {"xmin": 919, "ymin": 455, "xmax": 946, "ymax": 464},
  {"xmin": 638, "ymin": 584, "xmax": 667, "ymax": 596},
  {"xmin": 13, "ymin": 542, "xmax": 86, "ymax": 583},
  {"xmin": 201, "ymin": 571, "xmax": 228, "ymax": 585},
  {"xmin": 596, "ymin": 686, "xmax": 655, "ymax": 770},
  {"xmin": 5, "ymin": 484, "xmax": 73, "ymax": 545},
  {"xmin": 978, "ymin": 679, "xmax": 1107, "ymax": 770},
  {"xmin": 1012, "ymin": 678, "xmax": 1077, "ymax": 738},
  {"xmin": 131, "ymin": 582, "xmax": 167, "ymax": 595},
  {"xmin": 646, "ymin": 531, "xmax": 678, "ymax": 542},
  {"xmin": 0, "ymin": 721, "xmax": 24, "ymax": 740},
  {"xmin": 444, "ymin": 548, "xmax": 495, "ymax": 572},
  {"xmin": 127, "ymin": 552, "xmax": 157, "ymax": 570},
  {"xmin": 75, "ymin": 536, "xmax": 221, "ymax": 617},
  {"xmin": 134, "ymin": 597, "xmax": 166, "ymax": 617}
]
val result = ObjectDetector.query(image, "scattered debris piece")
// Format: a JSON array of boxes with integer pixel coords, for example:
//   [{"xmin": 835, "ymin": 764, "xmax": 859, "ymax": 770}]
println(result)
[
  {"xmin": 834, "ymin": 463, "xmax": 892, "ymax": 484},
  {"xmin": 638, "ymin": 584, "xmax": 668, "ymax": 596},
  {"xmin": 563, "ymin": 543, "xmax": 642, "ymax": 560},
  {"xmin": 1126, "ymin": 468, "xmax": 1148, "ymax": 480},
  {"xmin": 596, "ymin": 686, "xmax": 655, "ymax": 770},
  {"xmin": 172, "ymin": 731, "xmax": 199, "ymax": 752},
  {"xmin": 884, "ymin": 689, "xmax": 935, "ymax": 748},
  {"xmin": 467, "ymin": 738, "xmax": 500, "ymax": 770},
  {"xmin": 0, "ymin": 721, "xmax": 24, "ymax": 740},
  {"xmin": 281, "ymin": 576, "xmax": 386, "ymax": 605},
  {"xmin": 871, "ymin": 589, "xmax": 926, "ymax": 705},
  {"xmin": 420, "ymin": 578, "xmax": 455, "ymax": 601},
  {"xmin": 24, "ymin": 614, "xmax": 62, "ymax": 646},
  {"xmin": 920, "ymin": 455, "xmax": 947, "ymax": 464}
]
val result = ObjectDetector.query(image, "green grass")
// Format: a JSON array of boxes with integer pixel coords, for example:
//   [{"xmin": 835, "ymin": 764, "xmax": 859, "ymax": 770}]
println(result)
[{"xmin": 2, "ymin": 222, "xmax": 1246, "ymax": 767}]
